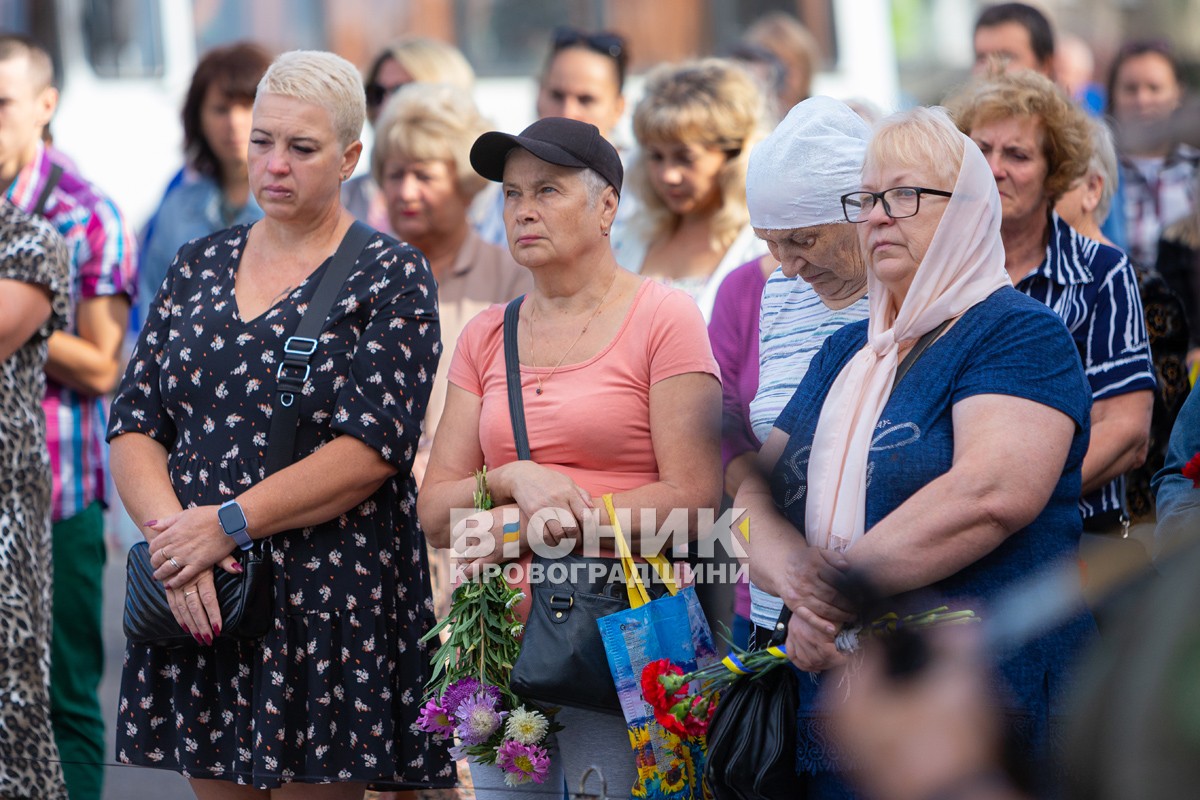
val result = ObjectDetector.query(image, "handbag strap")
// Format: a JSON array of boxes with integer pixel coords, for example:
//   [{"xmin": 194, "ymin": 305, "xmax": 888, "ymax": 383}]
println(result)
[
  {"xmin": 893, "ymin": 317, "xmax": 952, "ymax": 391},
  {"xmin": 603, "ymin": 493, "xmax": 677, "ymax": 609},
  {"xmin": 265, "ymin": 220, "xmax": 373, "ymax": 475},
  {"xmin": 503, "ymin": 295, "xmax": 532, "ymax": 461}
]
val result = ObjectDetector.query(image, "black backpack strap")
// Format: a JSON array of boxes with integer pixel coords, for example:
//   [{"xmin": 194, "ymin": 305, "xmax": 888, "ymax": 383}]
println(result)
[
  {"xmin": 264, "ymin": 221, "xmax": 373, "ymax": 475},
  {"xmin": 32, "ymin": 163, "xmax": 64, "ymax": 218},
  {"xmin": 503, "ymin": 295, "xmax": 531, "ymax": 461}
]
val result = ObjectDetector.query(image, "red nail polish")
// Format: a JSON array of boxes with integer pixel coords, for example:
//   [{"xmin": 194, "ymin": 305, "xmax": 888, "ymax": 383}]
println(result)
[
  {"xmin": 230, "ymin": 562, "xmax": 244, "ymax": 574},
  {"xmin": 144, "ymin": 519, "xmax": 158, "ymax": 527},
  {"xmin": 181, "ymin": 623, "xmax": 190, "ymax": 634},
  {"xmin": 193, "ymin": 634, "xmax": 203, "ymax": 645},
  {"xmin": 213, "ymin": 624, "xmax": 221, "ymax": 637},
  {"xmin": 203, "ymin": 634, "xmax": 212, "ymax": 645}
]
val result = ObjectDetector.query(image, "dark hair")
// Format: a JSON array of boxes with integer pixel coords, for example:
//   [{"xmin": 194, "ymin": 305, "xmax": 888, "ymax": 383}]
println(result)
[
  {"xmin": 541, "ymin": 27, "xmax": 629, "ymax": 92},
  {"xmin": 182, "ymin": 42, "xmax": 271, "ymax": 180},
  {"xmin": 1105, "ymin": 40, "xmax": 1184, "ymax": 117},
  {"xmin": 975, "ymin": 3, "xmax": 1055, "ymax": 66}
]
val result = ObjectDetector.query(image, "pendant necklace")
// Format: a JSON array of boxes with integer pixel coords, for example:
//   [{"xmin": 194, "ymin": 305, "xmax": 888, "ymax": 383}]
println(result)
[{"xmin": 528, "ymin": 270, "xmax": 618, "ymax": 395}]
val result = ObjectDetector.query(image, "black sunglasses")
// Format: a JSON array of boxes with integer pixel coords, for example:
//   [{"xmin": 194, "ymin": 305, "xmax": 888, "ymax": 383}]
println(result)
[
  {"xmin": 552, "ymin": 27, "xmax": 626, "ymax": 61},
  {"xmin": 365, "ymin": 81, "xmax": 408, "ymax": 108}
]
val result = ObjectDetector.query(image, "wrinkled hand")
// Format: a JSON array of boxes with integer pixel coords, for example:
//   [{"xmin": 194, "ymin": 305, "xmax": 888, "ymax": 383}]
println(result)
[
  {"xmin": 786, "ymin": 604, "xmax": 847, "ymax": 672},
  {"xmin": 753, "ymin": 541, "xmax": 854, "ymax": 626},
  {"xmin": 147, "ymin": 505, "xmax": 242, "ymax": 590},
  {"xmin": 496, "ymin": 462, "xmax": 593, "ymax": 547},
  {"xmin": 821, "ymin": 627, "xmax": 1008, "ymax": 800}
]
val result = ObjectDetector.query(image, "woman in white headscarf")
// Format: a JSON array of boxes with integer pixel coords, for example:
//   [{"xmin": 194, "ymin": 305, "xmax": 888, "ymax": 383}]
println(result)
[{"xmin": 738, "ymin": 106, "xmax": 1094, "ymax": 797}]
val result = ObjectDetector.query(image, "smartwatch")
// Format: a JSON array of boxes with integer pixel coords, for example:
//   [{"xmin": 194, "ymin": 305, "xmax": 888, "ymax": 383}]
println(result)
[{"xmin": 218, "ymin": 499, "xmax": 254, "ymax": 550}]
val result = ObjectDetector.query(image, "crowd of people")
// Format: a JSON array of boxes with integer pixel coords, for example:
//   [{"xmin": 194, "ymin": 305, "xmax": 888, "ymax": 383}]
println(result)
[{"xmin": 0, "ymin": 2, "xmax": 1198, "ymax": 799}]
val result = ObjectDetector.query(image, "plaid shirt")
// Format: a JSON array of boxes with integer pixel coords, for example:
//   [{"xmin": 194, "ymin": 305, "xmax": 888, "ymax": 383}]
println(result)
[
  {"xmin": 1016, "ymin": 214, "xmax": 1156, "ymax": 520},
  {"xmin": 5, "ymin": 143, "xmax": 137, "ymax": 521},
  {"xmin": 1119, "ymin": 144, "xmax": 1199, "ymax": 267}
]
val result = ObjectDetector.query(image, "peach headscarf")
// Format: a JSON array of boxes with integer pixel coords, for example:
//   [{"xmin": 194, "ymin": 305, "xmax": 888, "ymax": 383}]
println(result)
[{"xmin": 803, "ymin": 124, "xmax": 1010, "ymax": 552}]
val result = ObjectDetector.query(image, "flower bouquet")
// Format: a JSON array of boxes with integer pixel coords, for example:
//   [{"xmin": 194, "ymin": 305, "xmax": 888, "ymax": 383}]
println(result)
[
  {"xmin": 641, "ymin": 606, "xmax": 979, "ymax": 737},
  {"xmin": 415, "ymin": 470, "xmax": 557, "ymax": 787}
]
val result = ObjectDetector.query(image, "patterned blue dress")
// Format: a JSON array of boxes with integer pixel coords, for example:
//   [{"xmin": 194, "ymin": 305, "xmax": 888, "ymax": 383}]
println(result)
[
  {"xmin": 770, "ymin": 287, "xmax": 1096, "ymax": 798},
  {"xmin": 107, "ymin": 224, "xmax": 453, "ymax": 788}
]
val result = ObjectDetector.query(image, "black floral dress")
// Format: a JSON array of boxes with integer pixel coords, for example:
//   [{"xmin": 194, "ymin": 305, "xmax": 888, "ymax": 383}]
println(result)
[
  {"xmin": 107, "ymin": 224, "xmax": 453, "ymax": 788},
  {"xmin": 0, "ymin": 201, "xmax": 71, "ymax": 800}
]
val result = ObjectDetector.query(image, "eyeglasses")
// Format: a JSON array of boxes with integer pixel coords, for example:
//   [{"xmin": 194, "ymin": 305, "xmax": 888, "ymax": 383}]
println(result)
[
  {"xmin": 840, "ymin": 186, "xmax": 953, "ymax": 223},
  {"xmin": 551, "ymin": 27, "xmax": 626, "ymax": 61},
  {"xmin": 365, "ymin": 81, "xmax": 408, "ymax": 108}
]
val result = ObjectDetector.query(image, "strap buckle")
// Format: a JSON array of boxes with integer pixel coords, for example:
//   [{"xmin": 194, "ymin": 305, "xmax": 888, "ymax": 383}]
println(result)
[
  {"xmin": 276, "ymin": 360, "xmax": 311, "ymax": 386},
  {"xmin": 283, "ymin": 336, "xmax": 318, "ymax": 356}
]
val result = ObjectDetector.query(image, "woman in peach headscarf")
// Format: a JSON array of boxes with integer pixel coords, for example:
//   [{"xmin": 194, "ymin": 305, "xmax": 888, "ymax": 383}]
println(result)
[{"xmin": 738, "ymin": 106, "xmax": 1094, "ymax": 798}]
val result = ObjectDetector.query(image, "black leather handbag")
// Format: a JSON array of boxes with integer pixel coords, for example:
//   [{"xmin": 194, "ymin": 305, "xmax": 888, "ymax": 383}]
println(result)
[
  {"xmin": 703, "ymin": 608, "xmax": 804, "ymax": 799},
  {"xmin": 123, "ymin": 539, "xmax": 271, "ymax": 647},
  {"xmin": 509, "ymin": 552, "xmax": 635, "ymax": 714},
  {"xmin": 121, "ymin": 222, "xmax": 372, "ymax": 648}
]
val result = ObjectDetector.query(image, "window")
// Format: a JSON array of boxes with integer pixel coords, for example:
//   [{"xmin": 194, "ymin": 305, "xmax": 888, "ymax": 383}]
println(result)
[{"xmin": 82, "ymin": 0, "xmax": 165, "ymax": 78}]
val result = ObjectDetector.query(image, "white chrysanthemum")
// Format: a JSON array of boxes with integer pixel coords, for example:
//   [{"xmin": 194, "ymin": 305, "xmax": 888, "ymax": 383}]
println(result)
[{"xmin": 504, "ymin": 707, "xmax": 549, "ymax": 746}]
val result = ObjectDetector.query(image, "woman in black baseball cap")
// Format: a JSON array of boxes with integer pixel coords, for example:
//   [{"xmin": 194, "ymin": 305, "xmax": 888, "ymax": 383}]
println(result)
[{"xmin": 418, "ymin": 116, "xmax": 723, "ymax": 796}]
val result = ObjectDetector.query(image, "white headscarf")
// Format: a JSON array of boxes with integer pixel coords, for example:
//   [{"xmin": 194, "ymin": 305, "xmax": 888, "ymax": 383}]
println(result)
[
  {"xmin": 747, "ymin": 96, "xmax": 871, "ymax": 230},
  {"xmin": 803, "ymin": 124, "xmax": 1011, "ymax": 552}
]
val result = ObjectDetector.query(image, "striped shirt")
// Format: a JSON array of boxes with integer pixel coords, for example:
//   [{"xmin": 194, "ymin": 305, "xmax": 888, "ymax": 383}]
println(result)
[
  {"xmin": 5, "ymin": 143, "xmax": 138, "ymax": 521},
  {"xmin": 748, "ymin": 269, "xmax": 869, "ymax": 629},
  {"xmin": 749, "ymin": 268, "xmax": 870, "ymax": 443},
  {"xmin": 1016, "ymin": 214, "xmax": 1155, "ymax": 520}
]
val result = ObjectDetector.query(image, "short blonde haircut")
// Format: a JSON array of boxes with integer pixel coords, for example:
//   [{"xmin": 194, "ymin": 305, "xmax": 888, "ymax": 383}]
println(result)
[
  {"xmin": 864, "ymin": 106, "xmax": 965, "ymax": 191},
  {"xmin": 371, "ymin": 83, "xmax": 490, "ymax": 199},
  {"xmin": 258, "ymin": 50, "xmax": 365, "ymax": 147},
  {"xmin": 380, "ymin": 37, "xmax": 474, "ymax": 90},
  {"xmin": 947, "ymin": 70, "xmax": 1091, "ymax": 207},
  {"xmin": 629, "ymin": 58, "xmax": 766, "ymax": 250}
]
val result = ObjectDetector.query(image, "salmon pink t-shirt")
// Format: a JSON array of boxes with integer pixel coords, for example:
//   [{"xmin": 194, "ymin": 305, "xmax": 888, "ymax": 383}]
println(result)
[{"xmin": 449, "ymin": 278, "xmax": 720, "ymax": 496}]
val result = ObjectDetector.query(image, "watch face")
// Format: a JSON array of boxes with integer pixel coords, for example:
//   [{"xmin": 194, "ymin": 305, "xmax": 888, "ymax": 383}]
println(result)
[{"xmin": 218, "ymin": 502, "xmax": 247, "ymax": 532}]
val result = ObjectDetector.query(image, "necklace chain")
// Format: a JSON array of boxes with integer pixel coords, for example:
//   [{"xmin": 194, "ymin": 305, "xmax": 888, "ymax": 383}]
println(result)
[{"xmin": 528, "ymin": 270, "xmax": 618, "ymax": 395}]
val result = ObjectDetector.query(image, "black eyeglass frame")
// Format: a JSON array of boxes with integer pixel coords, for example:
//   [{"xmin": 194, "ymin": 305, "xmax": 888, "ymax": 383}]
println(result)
[{"xmin": 839, "ymin": 186, "xmax": 954, "ymax": 223}]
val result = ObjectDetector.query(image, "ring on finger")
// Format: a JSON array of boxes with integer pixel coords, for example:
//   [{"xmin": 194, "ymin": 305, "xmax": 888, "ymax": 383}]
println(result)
[
  {"xmin": 184, "ymin": 590, "xmax": 197, "ymax": 597},
  {"xmin": 169, "ymin": 556, "xmax": 182, "ymax": 569}
]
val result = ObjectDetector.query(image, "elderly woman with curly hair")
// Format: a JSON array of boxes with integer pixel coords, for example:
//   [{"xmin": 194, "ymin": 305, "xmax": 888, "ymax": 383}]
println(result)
[
  {"xmin": 616, "ymin": 58, "xmax": 768, "ymax": 320},
  {"xmin": 949, "ymin": 72, "xmax": 1155, "ymax": 586}
]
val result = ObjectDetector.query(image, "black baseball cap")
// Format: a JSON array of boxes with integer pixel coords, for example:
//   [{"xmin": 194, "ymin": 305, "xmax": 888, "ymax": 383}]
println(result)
[{"xmin": 469, "ymin": 117, "xmax": 623, "ymax": 196}]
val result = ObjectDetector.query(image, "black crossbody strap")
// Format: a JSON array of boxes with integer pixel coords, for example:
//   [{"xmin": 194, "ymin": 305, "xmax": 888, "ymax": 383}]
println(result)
[
  {"xmin": 32, "ymin": 163, "xmax": 64, "ymax": 218},
  {"xmin": 892, "ymin": 317, "xmax": 952, "ymax": 392},
  {"xmin": 265, "ymin": 221, "xmax": 373, "ymax": 475},
  {"xmin": 503, "ymin": 296, "xmax": 532, "ymax": 461}
]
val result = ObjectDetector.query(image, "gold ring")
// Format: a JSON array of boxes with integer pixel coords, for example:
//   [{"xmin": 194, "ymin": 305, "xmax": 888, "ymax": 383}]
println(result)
[
  {"xmin": 169, "ymin": 557, "xmax": 181, "ymax": 569},
  {"xmin": 184, "ymin": 590, "xmax": 197, "ymax": 597}
]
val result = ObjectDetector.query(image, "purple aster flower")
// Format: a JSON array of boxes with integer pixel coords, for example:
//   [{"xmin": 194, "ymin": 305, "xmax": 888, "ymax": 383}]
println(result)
[
  {"xmin": 414, "ymin": 699, "xmax": 455, "ymax": 738},
  {"xmin": 496, "ymin": 738, "xmax": 551, "ymax": 786},
  {"xmin": 454, "ymin": 691, "xmax": 505, "ymax": 746},
  {"xmin": 441, "ymin": 677, "xmax": 482, "ymax": 717}
]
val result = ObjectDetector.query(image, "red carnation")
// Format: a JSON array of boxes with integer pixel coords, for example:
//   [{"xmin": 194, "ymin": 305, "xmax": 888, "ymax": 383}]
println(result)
[
  {"xmin": 640, "ymin": 659, "xmax": 686, "ymax": 716},
  {"xmin": 1184, "ymin": 453, "xmax": 1200, "ymax": 489}
]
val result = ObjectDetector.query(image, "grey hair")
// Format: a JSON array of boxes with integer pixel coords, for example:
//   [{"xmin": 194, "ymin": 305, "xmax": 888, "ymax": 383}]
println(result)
[
  {"xmin": 258, "ymin": 50, "xmax": 366, "ymax": 147},
  {"xmin": 1085, "ymin": 117, "xmax": 1119, "ymax": 224},
  {"xmin": 579, "ymin": 167, "xmax": 615, "ymax": 208}
]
